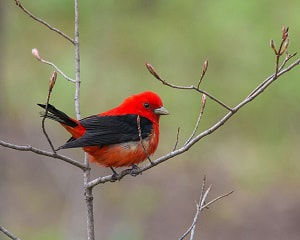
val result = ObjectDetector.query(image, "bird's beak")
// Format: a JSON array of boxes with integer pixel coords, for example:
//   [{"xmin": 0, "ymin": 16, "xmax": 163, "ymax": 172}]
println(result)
[{"xmin": 154, "ymin": 106, "xmax": 169, "ymax": 115}]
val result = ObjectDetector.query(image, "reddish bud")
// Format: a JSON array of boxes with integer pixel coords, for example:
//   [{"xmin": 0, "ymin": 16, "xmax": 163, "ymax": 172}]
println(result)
[
  {"xmin": 49, "ymin": 71, "xmax": 57, "ymax": 92},
  {"xmin": 32, "ymin": 48, "xmax": 41, "ymax": 61},
  {"xmin": 145, "ymin": 61, "xmax": 161, "ymax": 80},
  {"xmin": 280, "ymin": 38, "xmax": 289, "ymax": 55},
  {"xmin": 203, "ymin": 59, "xmax": 208, "ymax": 73},
  {"xmin": 270, "ymin": 39, "xmax": 277, "ymax": 54},
  {"xmin": 202, "ymin": 94, "xmax": 207, "ymax": 107},
  {"xmin": 281, "ymin": 26, "xmax": 289, "ymax": 41}
]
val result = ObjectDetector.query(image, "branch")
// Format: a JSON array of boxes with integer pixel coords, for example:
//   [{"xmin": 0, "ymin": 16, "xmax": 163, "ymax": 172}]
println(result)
[
  {"xmin": 71, "ymin": 1, "xmax": 94, "ymax": 239},
  {"xmin": 74, "ymin": 0, "xmax": 81, "ymax": 120},
  {"xmin": 184, "ymin": 94, "xmax": 206, "ymax": 146},
  {"xmin": 179, "ymin": 176, "xmax": 233, "ymax": 240},
  {"xmin": 41, "ymin": 71, "xmax": 57, "ymax": 153},
  {"xmin": 0, "ymin": 140, "xmax": 87, "ymax": 170},
  {"xmin": 0, "ymin": 225, "xmax": 21, "ymax": 240},
  {"xmin": 14, "ymin": 0, "xmax": 75, "ymax": 45},
  {"xmin": 146, "ymin": 61, "xmax": 233, "ymax": 111},
  {"xmin": 32, "ymin": 48, "xmax": 76, "ymax": 83}
]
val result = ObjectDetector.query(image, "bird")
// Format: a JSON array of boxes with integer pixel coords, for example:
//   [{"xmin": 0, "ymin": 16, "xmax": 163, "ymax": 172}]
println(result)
[{"xmin": 38, "ymin": 91, "xmax": 169, "ymax": 173}]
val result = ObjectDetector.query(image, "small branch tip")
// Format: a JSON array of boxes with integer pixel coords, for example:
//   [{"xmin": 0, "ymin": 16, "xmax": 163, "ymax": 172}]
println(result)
[{"xmin": 32, "ymin": 48, "xmax": 41, "ymax": 61}]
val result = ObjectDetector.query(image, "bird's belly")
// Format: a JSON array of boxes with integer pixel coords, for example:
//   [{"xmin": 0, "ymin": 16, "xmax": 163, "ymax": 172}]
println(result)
[{"xmin": 83, "ymin": 137, "xmax": 157, "ymax": 167}]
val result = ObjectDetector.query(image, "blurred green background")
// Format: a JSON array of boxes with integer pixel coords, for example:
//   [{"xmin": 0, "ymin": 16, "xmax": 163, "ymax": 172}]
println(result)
[{"xmin": 1, "ymin": 0, "xmax": 300, "ymax": 239}]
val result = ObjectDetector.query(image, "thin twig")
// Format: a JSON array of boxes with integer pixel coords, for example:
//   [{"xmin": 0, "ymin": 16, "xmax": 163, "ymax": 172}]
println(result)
[
  {"xmin": 179, "ymin": 177, "xmax": 233, "ymax": 240},
  {"xmin": 248, "ymin": 28, "xmax": 291, "ymax": 98},
  {"xmin": 84, "ymin": 154, "xmax": 94, "ymax": 240},
  {"xmin": 196, "ymin": 59, "xmax": 208, "ymax": 88},
  {"xmin": 180, "ymin": 176, "xmax": 207, "ymax": 240},
  {"xmin": 184, "ymin": 94, "xmax": 206, "ymax": 146},
  {"xmin": 137, "ymin": 115, "xmax": 153, "ymax": 165},
  {"xmin": 14, "ymin": 0, "xmax": 75, "ymax": 45},
  {"xmin": 74, "ymin": 0, "xmax": 81, "ymax": 120},
  {"xmin": 173, "ymin": 127, "xmax": 181, "ymax": 151},
  {"xmin": 201, "ymin": 190, "xmax": 234, "ymax": 209},
  {"xmin": 146, "ymin": 62, "xmax": 233, "ymax": 111},
  {"xmin": 0, "ymin": 140, "xmax": 87, "ymax": 169},
  {"xmin": 32, "ymin": 50, "xmax": 76, "ymax": 83},
  {"xmin": 71, "ymin": 1, "xmax": 94, "ymax": 239},
  {"xmin": 41, "ymin": 71, "xmax": 57, "ymax": 153},
  {"xmin": 0, "ymin": 225, "xmax": 21, "ymax": 240},
  {"xmin": 41, "ymin": 58, "xmax": 76, "ymax": 83}
]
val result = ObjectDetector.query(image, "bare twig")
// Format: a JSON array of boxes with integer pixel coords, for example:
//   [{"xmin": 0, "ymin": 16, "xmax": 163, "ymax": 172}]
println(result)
[
  {"xmin": 173, "ymin": 127, "xmax": 181, "ymax": 151},
  {"xmin": 83, "ymin": 155, "xmax": 94, "ymax": 240},
  {"xmin": 137, "ymin": 115, "xmax": 153, "ymax": 165},
  {"xmin": 146, "ymin": 62, "xmax": 233, "ymax": 111},
  {"xmin": 248, "ymin": 27, "xmax": 291, "ymax": 98},
  {"xmin": 41, "ymin": 71, "xmax": 57, "ymax": 153},
  {"xmin": 69, "ymin": 1, "xmax": 94, "ymax": 239},
  {"xmin": 14, "ymin": 0, "xmax": 75, "ymax": 45},
  {"xmin": 0, "ymin": 225, "xmax": 21, "ymax": 240},
  {"xmin": 184, "ymin": 94, "xmax": 206, "ymax": 146},
  {"xmin": 196, "ymin": 59, "xmax": 208, "ymax": 88},
  {"xmin": 74, "ymin": 0, "xmax": 81, "ymax": 120},
  {"xmin": 32, "ymin": 48, "xmax": 76, "ymax": 83},
  {"xmin": 0, "ymin": 140, "xmax": 86, "ymax": 169},
  {"xmin": 179, "ymin": 177, "xmax": 233, "ymax": 240}
]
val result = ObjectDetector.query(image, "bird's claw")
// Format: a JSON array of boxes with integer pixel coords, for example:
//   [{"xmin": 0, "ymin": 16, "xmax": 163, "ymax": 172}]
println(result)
[
  {"xmin": 129, "ymin": 164, "xmax": 142, "ymax": 177},
  {"xmin": 110, "ymin": 167, "xmax": 120, "ymax": 182}
]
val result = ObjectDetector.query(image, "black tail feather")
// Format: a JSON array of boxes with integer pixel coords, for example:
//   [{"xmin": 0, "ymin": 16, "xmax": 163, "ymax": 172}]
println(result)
[{"xmin": 37, "ymin": 103, "xmax": 78, "ymax": 128}]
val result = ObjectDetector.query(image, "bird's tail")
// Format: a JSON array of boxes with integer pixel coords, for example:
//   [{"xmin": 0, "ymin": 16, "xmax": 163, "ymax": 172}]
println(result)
[{"xmin": 37, "ymin": 104, "xmax": 78, "ymax": 128}]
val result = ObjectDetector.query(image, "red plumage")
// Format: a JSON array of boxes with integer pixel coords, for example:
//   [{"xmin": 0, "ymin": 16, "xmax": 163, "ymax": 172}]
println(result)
[{"xmin": 38, "ymin": 91, "xmax": 168, "ymax": 168}]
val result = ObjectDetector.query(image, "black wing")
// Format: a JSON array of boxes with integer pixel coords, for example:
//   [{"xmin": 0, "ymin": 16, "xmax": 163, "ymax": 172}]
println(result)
[{"xmin": 60, "ymin": 114, "xmax": 153, "ymax": 149}]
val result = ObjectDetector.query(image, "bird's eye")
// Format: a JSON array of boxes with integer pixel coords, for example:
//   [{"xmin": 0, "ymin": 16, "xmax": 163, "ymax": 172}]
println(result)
[{"xmin": 143, "ymin": 102, "xmax": 150, "ymax": 109}]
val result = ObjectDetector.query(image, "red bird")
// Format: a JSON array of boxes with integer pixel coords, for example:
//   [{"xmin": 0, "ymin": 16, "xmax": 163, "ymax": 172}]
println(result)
[{"xmin": 38, "ymin": 91, "xmax": 168, "ymax": 172}]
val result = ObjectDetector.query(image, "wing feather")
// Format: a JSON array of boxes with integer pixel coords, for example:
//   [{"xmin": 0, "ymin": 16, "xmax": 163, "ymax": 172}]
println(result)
[{"xmin": 60, "ymin": 114, "xmax": 153, "ymax": 149}]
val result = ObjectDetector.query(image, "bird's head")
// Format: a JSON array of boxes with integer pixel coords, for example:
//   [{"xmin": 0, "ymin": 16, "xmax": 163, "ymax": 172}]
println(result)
[{"xmin": 118, "ymin": 91, "xmax": 169, "ymax": 123}]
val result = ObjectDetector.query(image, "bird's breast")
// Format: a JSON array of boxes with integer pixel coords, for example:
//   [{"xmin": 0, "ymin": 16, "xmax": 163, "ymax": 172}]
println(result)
[{"xmin": 84, "ymin": 130, "xmax": 159, "ymax": 167}]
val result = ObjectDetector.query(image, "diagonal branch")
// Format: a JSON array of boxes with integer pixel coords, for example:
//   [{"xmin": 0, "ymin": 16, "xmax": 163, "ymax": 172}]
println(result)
[
  {"xmin": 184, "ymin": 94, "xmax": 206, "ymax": 146},
  {"xmin": 32, "ymin": 48, "xmax": 76, "ymax": 83},
  {"xmin": 14, "ymin": 0, "xmax": 75, "ymax": 45},
  {"xmin": 0, "ymin": 140, "xmax": 87, "ymax": 170},
  {"xmin": 0, "ymin": 225, "xmax": 21, "ymax": 240}
]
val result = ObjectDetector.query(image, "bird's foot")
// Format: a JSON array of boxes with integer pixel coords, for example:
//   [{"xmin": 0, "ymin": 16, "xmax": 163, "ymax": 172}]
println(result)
[
  {"xmin": 129, "ymin": 164, "xmax": 142, "ymax": 177},
  {"xmin": 110, "ymin": 167, "xmax": 119, "ymax": 182}
]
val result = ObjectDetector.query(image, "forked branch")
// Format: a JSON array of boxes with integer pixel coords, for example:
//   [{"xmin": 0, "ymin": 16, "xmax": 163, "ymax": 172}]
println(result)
[{"xmin": 179, "ymin": 176, "xmax": 233, "ymax": 240}]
